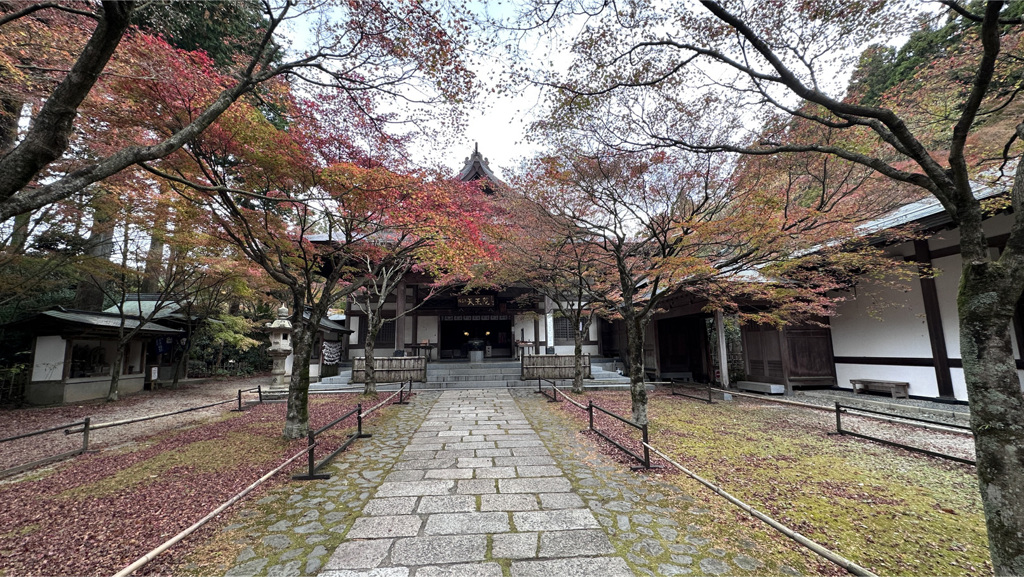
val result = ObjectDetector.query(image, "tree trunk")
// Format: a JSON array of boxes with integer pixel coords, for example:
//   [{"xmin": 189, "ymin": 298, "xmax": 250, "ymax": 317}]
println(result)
[
  {"xmin": 74, "ymin": 196, "xmax": 116, "ymax": 310},
  {"xmin": 364, "ymin": 316, "xmax": 379, "ymax": 395},
  {"xmin": 624, "ymin": 313, "xmax": 648, "ymax": 425},
  {"xmin": 171, "ymin": 350, "xmax": 186, "ymax": 388},
  {"xmin": 107, "ymin": 341, "xmax": 126, "ymax": 402},
  {"xmin": 282, "ymin": 322, "xmax": 314, "ymax": 440},
  {"xmin": 572, "ymin": 331, "xmax": 585, "ymax": 394},
  {"xmin": 10, "ymin": 211, "xmax": 31, "ymax": 253},
  {"xmin": 140, "ymin": 212, "xmax": 168, "ymax": 293},
  {"xmin": 572, "ymin": 317, "xmax": 589, "ymax": 394},
  {"xmin": 172, "ymin": 334, "xmax": 193, "ymax": 388},
  {"xmin": 959, "ymin": 263, "xmax": 1024, "ymax": 576}
]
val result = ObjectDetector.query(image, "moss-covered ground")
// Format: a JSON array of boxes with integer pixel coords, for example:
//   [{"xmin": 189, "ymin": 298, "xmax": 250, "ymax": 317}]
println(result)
[{"xmin": 557, "ymin": 390, "xmax": 989, "ymax": 576}]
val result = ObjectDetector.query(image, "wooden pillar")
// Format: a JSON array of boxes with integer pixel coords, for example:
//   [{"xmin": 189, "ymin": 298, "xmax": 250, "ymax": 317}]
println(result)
[
  {"xmin": 62, "ymin": 338, "xmax": 73, "ymax": 381},
  {"xmin": 914, "ymin": 239, "xmax": 955, "ymax": 398},
  {"xmin": 778, "ymin": 327, "xmax": 793, "ymax": 396},
  {"xmin": 394, "ymin": 279, "xmax": 407, "ymax": 354},
  {"xmin": 715, "ymin": 310, "xmax": 730, "ymax": 388}
]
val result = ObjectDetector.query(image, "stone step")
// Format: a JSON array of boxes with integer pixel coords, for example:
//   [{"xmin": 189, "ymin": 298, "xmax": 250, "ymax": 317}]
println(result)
[
  {"xmin": 311, "ymin": 378, "xmax": 636, "ymax": 392},
  {"xmin": 317, "ymin": 362, "xmax": 628, "ymax": 388},
  {"xmin": 427, "ymin": 368, "xmax": 523, "ymax": 377},
  {"xmin": 737, "ymin": 380, "xmax": 786, "ymax": 394}
]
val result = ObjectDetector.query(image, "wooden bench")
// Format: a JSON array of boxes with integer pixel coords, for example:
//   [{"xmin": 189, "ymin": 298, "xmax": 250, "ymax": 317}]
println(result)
[{"xmin": 850, "ymin": 379, "xmax": 910, "ymax": 399}]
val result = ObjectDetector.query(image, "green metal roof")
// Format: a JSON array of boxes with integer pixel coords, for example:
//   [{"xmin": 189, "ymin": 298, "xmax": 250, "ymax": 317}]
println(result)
[{"xmin": 39, "ymin": 309, "xmax": 181, "ymax": 334}]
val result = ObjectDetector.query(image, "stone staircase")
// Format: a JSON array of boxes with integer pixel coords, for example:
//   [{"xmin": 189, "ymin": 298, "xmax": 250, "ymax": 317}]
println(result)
[{"xmin": 312, "ymin": 359, "xmax": 632, "ymax": 392}]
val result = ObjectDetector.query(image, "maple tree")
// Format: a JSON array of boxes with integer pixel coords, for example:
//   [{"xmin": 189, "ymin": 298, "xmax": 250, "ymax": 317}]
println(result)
[
  {"xmin": 0, "ymin": 0, "xmax": 475, "ymax": 437},
  {"xmin": 154, "ymin": 112, "xmax": 364, "ymax": 438},
  {"xmin": 497, "ymin": 190, "xmax": 606, "ymax": 393},
  {"xmin": 147, "ymin": 79, "xmax": 488, "ymax": 437},
  {"xmin": 347, "ymin": 173, "xmax": 495, "ymax": 394},
  {"xmin": 66, "ymin": 175, "xmax": 228, "ymax": 401},
  {"xmin": 0, "ymin": 0, "xmax": 473, "ymax": 223},
  {"xmin": 513, "ymin": 146, "xmax": 903, "ymax": 425},
  {"xmin": 523, "ymin": 0, "xmax": 1024, "ymax": 572}
]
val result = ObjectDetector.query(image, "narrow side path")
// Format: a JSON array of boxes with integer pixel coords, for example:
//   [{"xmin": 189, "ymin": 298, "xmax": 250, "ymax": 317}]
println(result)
[{"xmin": 321, "ymin": 389, "xmax": 633, "ymax": 577}]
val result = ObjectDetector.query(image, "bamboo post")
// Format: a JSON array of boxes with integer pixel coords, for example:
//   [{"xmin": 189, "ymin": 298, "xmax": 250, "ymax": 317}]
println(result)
[
  {"xmin": 237, "ymin": 389, "xmax": 242, "ymax": 411},
  {"xmin": 257, "ymin": 385, "xmax": 262, "ymax": 403},
  {"xmin": 82, "ymin": 417, "xmax": 90, "ymax": 452},
  {"xmin": 305, "ymin": 431, "xmax": 315, "ymax": 477},
  {"xmin": 642, "ymin": 423, "xmax": 651, "ymax": 469},
  {"xmin": 835, "ymin": 402, "xmax": 842, "ymax": 434},
  {"xmin": 588, "ymin": 400, "xmax": 594, "ymax": 431}
]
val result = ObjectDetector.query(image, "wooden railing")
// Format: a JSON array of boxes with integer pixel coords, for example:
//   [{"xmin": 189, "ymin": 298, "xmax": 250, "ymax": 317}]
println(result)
[
  {"xmin": 351, "ymin": 356, "xmax": 427, "ymax": 383},
  {"xmin": 521, "ymin": 354, "xmax": 591, "ymax": 380}
]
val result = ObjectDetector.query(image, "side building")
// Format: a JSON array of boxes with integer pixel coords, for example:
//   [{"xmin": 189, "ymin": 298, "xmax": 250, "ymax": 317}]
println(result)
[{"xmin": 827, "ymin": 192, "xmax": 1024, "ymax": 401}]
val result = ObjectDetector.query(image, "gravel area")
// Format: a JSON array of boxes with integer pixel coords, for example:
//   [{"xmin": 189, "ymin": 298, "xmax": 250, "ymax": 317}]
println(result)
[
  {"xmin": 0, "ymin": 376, "xmax": 268, "ymax": 472},
  {"xmin": 794, "ymin": 388, "xmax": 970, "ymax": 418}
]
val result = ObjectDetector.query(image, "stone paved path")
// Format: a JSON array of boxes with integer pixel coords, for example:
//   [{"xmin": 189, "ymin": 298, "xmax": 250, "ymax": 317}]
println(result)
[
  {"xmin": 320, "ymin": 390, "xmax": 633, "ymax": 576},
  {"xmin": 216, "ymin": 389, "xmax": 785, "ymax": 577}
]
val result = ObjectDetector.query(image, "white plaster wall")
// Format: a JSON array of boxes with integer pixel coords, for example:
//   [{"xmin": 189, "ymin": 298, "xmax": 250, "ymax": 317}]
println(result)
[
  {"xmin": 514, "ymin": 314, "xmax": 544, "ymax": 342},
  {"xmin": 589, "ymin": 320, "xmax": 598, "ymax": 342},
  {"xmin": 927, "ymin": 227, "xmax": 962, "ymax": 253},
  {"xmin": 349, "ymin": 347, "xmax": 364, "ymax": 359},
  {"xmin": 63, "ymin": 375, "xmax": 145, "ymax": 403},
  {"xmin": 931, "ymin": 216, "xmax": 1020, "ymax": 358},
  {"xmin": 65, "ymin": 379, "xmax": 111, "ymax": 403},
  {"xmin": 348, "ymin": 316, "xmax": 360, "ymax": 345},
  {"xmin": 32, "ymin": 335, "xmax": 66, "ymax": 382},
  {"xmin": 545, "ymin": 311, "xmax": 555, "ymax": 348},
  {"xmin": 949, "ymin": 368, "xmax": 1024, "ymax": 400},
  {"xmin": 931, "ymin": 253, "xmax": 963, "ymax": 358},
  {"xmin": 949, "ymin": 368, "xmax": 969, "ymax": 401},
  {"xmin": 835, "ymin": 364, "xmax": 939, "ymax": 397},
  {"xmin": 829, "ymin": 279, "xmax": 932, "ymax": 358},
  {"xmin": 417, "ymin": 316, "xmax": 439, "ymax": 343},
  {"xmin": 127, "ymin": 341, "xmax": 143, "ymax": 374}
]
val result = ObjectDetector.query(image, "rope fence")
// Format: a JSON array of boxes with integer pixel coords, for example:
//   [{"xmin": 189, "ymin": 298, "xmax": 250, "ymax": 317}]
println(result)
[
  {"xmin": 0, "ymin": 418, "xmax": 91, "ymax": 479},
  {"xmin": 113, "ymin": 442, "xmax": 315, "ymax": 577},
  {"xmin": 833, "ymin": 402, "xmax": 975, "ymax": 465},
  {"xmin": 532, "ymin": 385, "xmax": 885, "ymax": 575},
  {"xmin": 642, "ymin": 441, "xmax": 880, "ymax": 577},
  {"xmin": 294, "ymin": 381, "xmax": 413, "ymax": 480},
  {"xmin": 1, "ymin": 387, "xmax": 264, "ymax": 479}
]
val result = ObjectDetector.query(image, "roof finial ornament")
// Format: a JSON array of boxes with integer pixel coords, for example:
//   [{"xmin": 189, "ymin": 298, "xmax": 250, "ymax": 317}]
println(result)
[{"xmin": 474, "ymin": 142, "xmax": 478, "ymax": 154}]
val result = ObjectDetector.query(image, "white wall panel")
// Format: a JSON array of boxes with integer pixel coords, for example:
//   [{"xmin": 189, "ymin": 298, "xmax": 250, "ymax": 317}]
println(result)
[{"xmin": 830, "ymin": 280, "xmax": 932, "ymax": 358}]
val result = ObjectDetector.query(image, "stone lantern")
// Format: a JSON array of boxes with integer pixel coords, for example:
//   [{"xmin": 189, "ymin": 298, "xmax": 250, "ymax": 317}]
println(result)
[{"xmin": 266, "ymin": 304, "xmax": 293, "ymax": 389}]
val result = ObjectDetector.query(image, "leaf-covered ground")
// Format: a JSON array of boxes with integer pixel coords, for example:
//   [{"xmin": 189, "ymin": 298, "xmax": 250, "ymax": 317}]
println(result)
[
  {"xmin": 0, "ymin": 390, "xmax": 401, "ymax": 577},
  {"xmin": 553, "ymin": 389, "xmax": 989, "ymax": 576},
  {"xmin": 0, "ymin": 379, "xmax": 254, "ymax": 471}
]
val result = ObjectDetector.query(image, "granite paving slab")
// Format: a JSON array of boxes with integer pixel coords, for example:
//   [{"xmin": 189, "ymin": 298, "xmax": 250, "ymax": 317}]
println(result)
[
  {"xmin": 320, "ymin": 389, "xmax": 632, "ymax": 576},
  {"xmin": 217, "ymin": 386, "xmax": 785, "ymax": 577}
]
